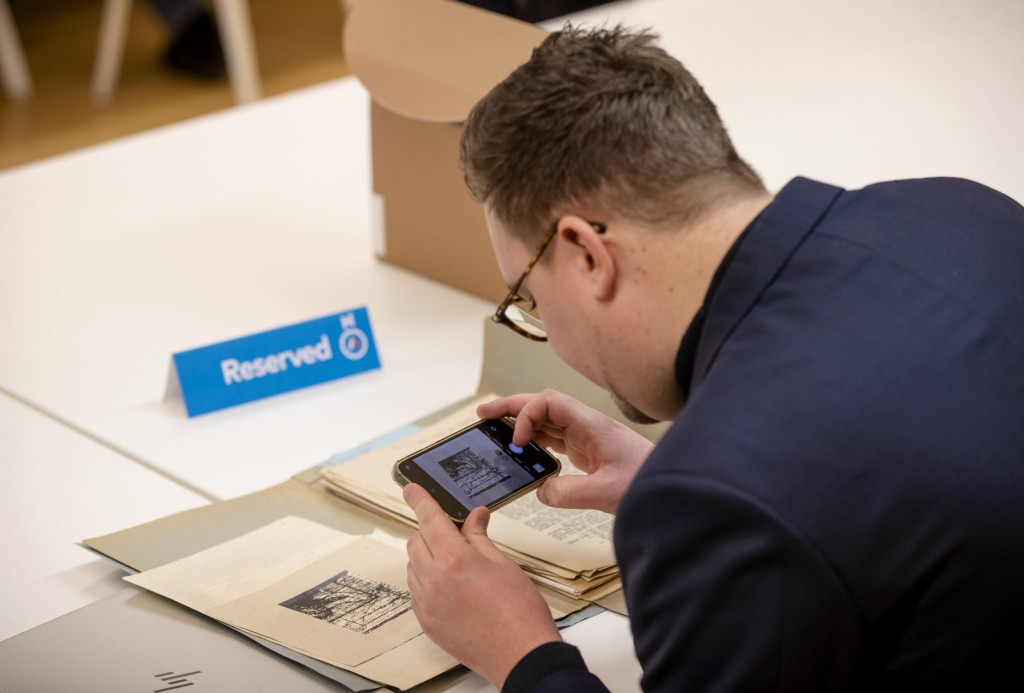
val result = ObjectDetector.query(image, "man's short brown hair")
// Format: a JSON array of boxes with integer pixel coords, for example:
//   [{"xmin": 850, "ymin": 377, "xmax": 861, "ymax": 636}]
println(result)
[{"xmin": 461, "ymin": 25, "xmax": 764, "ymax": 243}]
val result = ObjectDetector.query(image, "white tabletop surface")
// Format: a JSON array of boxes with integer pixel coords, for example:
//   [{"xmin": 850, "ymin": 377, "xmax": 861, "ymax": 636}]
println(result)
[
  {"xmin": 0, "ymin": 77, "xmax": 494, "ymax": 502},
  {"xmin": 550, "ymin": 0, "xmax": 1024, "ymax": 202},
  {"xmin": 0, "ymin": 391, "xmax": 208, "ymax": 642}
]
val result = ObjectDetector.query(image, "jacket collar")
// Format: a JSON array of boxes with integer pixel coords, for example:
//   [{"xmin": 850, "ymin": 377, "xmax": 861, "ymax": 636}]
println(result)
[{"xmin": 689, "ymin": 177, "xmax": 844, "ymax": 390}]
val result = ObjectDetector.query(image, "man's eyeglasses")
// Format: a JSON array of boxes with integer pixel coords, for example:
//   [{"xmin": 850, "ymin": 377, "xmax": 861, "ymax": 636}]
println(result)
[{"xmin": 492, "ymin": 220, "xmax": 606, "ymax": 341}]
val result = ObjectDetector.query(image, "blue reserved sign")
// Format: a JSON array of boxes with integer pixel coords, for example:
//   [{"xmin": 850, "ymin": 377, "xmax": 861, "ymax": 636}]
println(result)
[{"xmin": 171, "ymin": 307, "xmax": 381, "ymax": 417}]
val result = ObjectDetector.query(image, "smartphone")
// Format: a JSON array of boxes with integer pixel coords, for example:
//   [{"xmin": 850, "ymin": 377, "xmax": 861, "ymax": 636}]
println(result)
[{"xmin": 392, "ymin": 418, "xmax": 561, "ymax": 524}]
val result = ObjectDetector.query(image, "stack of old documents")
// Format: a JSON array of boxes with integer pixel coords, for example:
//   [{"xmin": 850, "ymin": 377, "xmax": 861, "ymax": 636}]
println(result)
[
  {"xmin": 320, "ymin": 394, "xmax": 622, "ymax": 604},
  {"xmin": 122, "ymin": 394, "xmax": 621, "ymax": 690}
]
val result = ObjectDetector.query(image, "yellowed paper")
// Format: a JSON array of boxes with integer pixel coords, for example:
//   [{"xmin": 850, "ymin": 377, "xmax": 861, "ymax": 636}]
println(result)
[
  {"xmin": 491, "ymin": 492, "xmax": 615, "ymax": 573},
  {"xmin": 126, "ymin": 517, "xmax": 459, "ymax": 689},
  {"xmin": 125, "ymin": 516, "xmax": 360, "ymax": 613},
  {"xmin": 210, "ymin": 537, "xmax": 420, "ymax": 667}
]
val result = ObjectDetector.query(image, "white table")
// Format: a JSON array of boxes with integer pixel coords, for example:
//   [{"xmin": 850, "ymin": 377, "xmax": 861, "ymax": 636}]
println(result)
[
  {"xmin": 0, "ymin": 77, "xmax": 494, "ymax": 502},
  {"xmin": 0, "ymin": 392, "xmax": 208, "ymax": 642},
  {"xmin": 548, "ymin": 0, "xmax": 1024, "ymax": 202}
]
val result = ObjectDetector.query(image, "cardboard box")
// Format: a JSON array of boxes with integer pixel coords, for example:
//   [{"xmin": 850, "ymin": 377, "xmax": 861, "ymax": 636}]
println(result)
[{"xmin": 344, "ymin": 0, "xmax": 547, "ymax": 303}]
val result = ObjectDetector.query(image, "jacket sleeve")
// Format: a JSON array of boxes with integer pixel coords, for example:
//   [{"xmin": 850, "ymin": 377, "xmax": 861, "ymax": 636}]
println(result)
[
  {"xmin": 502, "ymin": 642, "xmax": 609, "ymax": 693},
  {"xmin": 616, "ymin": 472, "xmax": 864, "ymax": 692}
]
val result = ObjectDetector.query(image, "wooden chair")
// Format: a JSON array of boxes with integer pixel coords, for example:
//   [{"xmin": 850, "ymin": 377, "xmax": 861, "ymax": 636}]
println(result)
[
  {"xmin": 91, "ymin": 0, "xmax": 260, "ymax": 107},
  {"xmin": 0, "ymin": 0, "xmax": 33, "ymax": 101}
]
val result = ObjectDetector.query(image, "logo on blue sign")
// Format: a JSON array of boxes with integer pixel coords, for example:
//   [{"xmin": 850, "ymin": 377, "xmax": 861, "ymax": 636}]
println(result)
[
  {"xmin": 340, "ymin": 329, "xmax": 369, "ymax": 360},
  {"xmin": 338, "ymin": 312, "xmax": 370, "ymax": 360}
]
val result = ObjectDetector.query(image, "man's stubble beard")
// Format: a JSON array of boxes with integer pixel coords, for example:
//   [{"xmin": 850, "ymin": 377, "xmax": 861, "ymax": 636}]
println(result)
[{"xmin": 610, "ymin": 390, "xmax": 661, "ymax": 426}]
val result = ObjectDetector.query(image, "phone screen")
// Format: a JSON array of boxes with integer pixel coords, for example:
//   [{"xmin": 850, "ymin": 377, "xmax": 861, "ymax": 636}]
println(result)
[{"xmin": 394, "ymin": 419, "xmax": 560, "ymax": 521}]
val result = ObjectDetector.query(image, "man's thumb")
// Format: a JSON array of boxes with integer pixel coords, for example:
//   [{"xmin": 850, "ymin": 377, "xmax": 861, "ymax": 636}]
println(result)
[
  {"xmin": 462, "ymin": 505, "xmax": 491, "ymax": 538},
  {"xmin": 537, "ymin": 476, "xmax": 579, "ymax": 509}
]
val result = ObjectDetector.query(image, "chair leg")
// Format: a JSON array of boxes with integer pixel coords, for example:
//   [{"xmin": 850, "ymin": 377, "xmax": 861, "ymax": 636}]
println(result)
[
  {"xmin": 91, "ymin": 0, "xmax": 133, "ymax": 108},
  {"xmin": 212, "ymin": 0, "xmax": 260, "ymax": 104},
  {"xmin": 0, "ymin": 0, "xmax": 33, "ymax": 101}
]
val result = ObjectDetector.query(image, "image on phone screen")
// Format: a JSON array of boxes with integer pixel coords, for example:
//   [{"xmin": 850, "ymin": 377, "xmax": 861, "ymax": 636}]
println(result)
[{"xmin": 395, "ymin": 419, "xmax": 559, "ymax": 520}]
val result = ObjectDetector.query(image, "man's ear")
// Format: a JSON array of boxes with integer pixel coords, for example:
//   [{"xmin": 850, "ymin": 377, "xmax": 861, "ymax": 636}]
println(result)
[{"xmin": 556, "ymin": 215, "xmax": 616, "ymax": 300}]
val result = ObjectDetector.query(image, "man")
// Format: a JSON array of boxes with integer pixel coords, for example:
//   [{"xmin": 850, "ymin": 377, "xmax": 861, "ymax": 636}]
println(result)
[{"xmin": 403, "ymin": 25, "xmax": 1024, "ymax": 692}]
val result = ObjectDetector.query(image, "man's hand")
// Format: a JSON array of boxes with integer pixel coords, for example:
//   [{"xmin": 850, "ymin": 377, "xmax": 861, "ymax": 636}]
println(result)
[
  {"xmin": 478, "ymin": 389, "xmax": 655, "ymax": 514},
  {"xmin": 404, "ymin": 484, "xmax": 560, "ymax": 689}
]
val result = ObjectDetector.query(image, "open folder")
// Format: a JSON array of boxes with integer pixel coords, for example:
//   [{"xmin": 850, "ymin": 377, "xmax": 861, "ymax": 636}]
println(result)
[{"xmin": 85, "ymin": 318, "xmax": 667, "ymax": 690}]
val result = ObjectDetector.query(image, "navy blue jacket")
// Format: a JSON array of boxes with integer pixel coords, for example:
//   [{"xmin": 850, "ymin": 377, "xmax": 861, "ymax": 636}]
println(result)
[{"xmin": 505, "ymin": 178, "xmax": 1024, "ymax": 692}]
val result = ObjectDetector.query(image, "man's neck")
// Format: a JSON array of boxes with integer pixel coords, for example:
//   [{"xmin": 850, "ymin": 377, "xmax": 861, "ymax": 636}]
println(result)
[{"xmin": 633, "ymin": 192, "xmax": 774, "ymax": 420}]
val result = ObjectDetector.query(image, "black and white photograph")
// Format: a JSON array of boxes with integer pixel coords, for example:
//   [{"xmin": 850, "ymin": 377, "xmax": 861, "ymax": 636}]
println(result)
[{"xmin": 280, "ymin": 569, "xmax": 412, "ymax": 635}]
